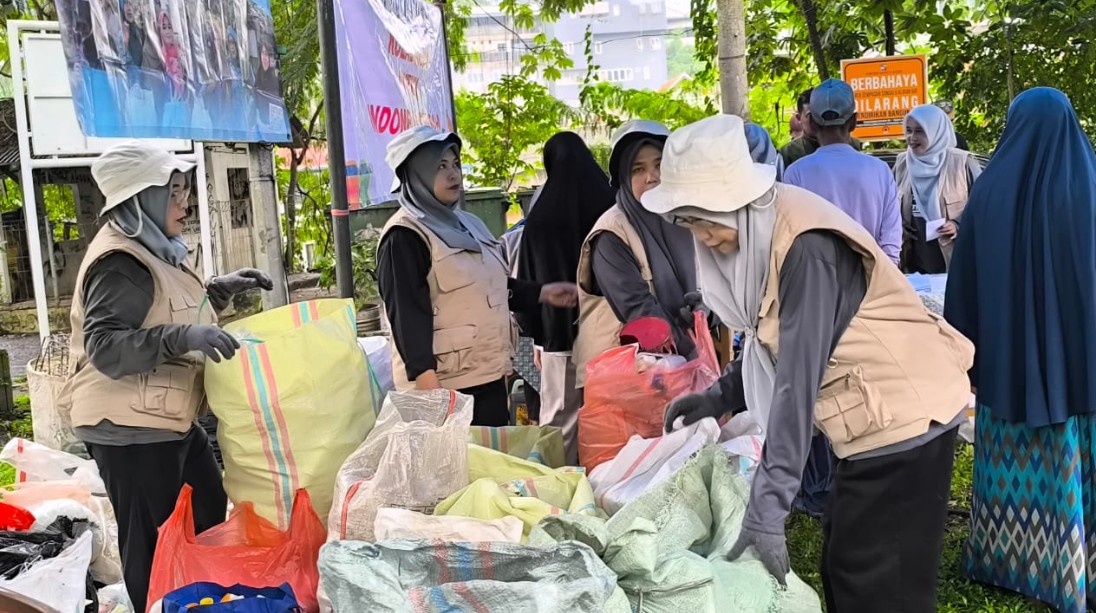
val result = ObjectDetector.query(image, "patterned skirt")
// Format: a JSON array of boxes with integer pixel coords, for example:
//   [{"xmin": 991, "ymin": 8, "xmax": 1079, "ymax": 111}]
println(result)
[{"xmin": 965, "ymin": 407, "xmax": 1096, "ymax": 613}]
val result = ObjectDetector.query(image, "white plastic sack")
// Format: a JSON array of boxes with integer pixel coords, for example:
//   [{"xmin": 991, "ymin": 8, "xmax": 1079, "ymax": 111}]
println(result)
[
  {"xmin": 358, "ymin": 336, "xmax": 394, "ymax": 394},
  {"xmin": 1, "ymin": 437, "xmax": 105, "ymax": 494},
  {"xmin": 374, "ymin": 507, "xmax": 524, "ymax": 543},
  {"xmin": 718, "ymin": 412, "xmax": 765, "ymax": 480},
  {"xmin": 589, "ymin": 418, "xmax": 722, "ymax": 515},
  {"xmin": 0, "ymin": 531, "xmax": 94, "ymax": 613},
  {"xmin": 27, "ymin": 360, "xmax": 86, "ymax": 458},
  {"xmin": 329, "ymin": 390, "xmax": 474, "ymax": 541}
]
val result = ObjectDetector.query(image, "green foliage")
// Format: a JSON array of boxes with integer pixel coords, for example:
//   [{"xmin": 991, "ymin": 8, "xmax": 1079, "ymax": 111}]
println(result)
[
  {"xmin": 456, "ymin": 75, "xmax": 578, "ymax": 189},
  {"xmin": 315, "ymin": 227, "xmax": 379, "ymax": 311},
  {"xmin": 275, "ymin": 160, "xmax": 332, "ymax": 268},
  {"xmin": 581, "ymin": 81, "xmax": 717, "ymax": 133}
]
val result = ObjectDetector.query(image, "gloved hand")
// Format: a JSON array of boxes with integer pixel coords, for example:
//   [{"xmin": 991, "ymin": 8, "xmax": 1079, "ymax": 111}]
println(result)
[
  {"xmin": 727, "ymin": 527, "xmax": 790, "ymax": 587},
  {"xmin": 663, "ymin": 390, "xmax": 725, "ymax": 433},
  {"xmin": 206, "ymin": 268, "xmax": 275, "ymax": 307},
  {"xmin": 680, "ymin": 291, "xmax": 721, "ymax": 330},
  {"xmin": 182, "ymin": 325, "xmax": 241, "ymax": 362}
]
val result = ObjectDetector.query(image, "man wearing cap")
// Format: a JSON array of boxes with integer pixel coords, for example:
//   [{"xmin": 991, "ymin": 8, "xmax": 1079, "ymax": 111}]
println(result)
[
  {"xmin": 784, "ymin": 79, "xmax": 902, "ymax": 266},
  {"xmin": 934, "ymin": 99, "xmax": 970, "ymax": 151},
  {"xmin": 779, "ymin": 87, "xmax": 863, "ymax": 168},
  {"xmin": 59, "ymin": 141, "xmax": 275, "ymax": 612},
  {"xmin": 653, "ymin": 114, "xmax": 973, "ymax": 612}
]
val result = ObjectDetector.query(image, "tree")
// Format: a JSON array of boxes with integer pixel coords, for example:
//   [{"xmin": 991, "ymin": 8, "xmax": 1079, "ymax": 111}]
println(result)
[
  {"xmin": 716, "ymin": 0, "xmax": 749, "ymax": 117},
  {"xmin": 272, "ymin": 0, "xmax": 325, "ymax": 272}
]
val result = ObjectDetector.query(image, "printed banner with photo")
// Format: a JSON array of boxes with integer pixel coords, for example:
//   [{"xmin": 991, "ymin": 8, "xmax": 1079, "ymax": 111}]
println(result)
[
  {"xmin": 334, "ymin": 0, "xmax": 454, "ymax": 207},
  {"xmin": 55, "ymin": 0, "xmax": 291, "ymax": 142}
]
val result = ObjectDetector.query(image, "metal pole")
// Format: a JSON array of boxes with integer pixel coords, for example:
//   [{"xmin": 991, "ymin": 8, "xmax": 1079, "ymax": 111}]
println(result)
[
  {"xmin": 434, "ymin": 0, "xmax": 458, "ymax": 131},
  {"xmin": 316, "ymin": 0, "xmax": 354, "ymax": 300}
]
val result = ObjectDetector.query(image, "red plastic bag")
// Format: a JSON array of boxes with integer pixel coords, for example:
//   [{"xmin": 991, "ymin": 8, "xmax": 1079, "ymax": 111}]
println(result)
[
  {"xmin": 0, "ymin": 502, "xmax": 34, "ymax": 531},
  {"xmin": 147, "ymin": 485, "xmax": 325, "ymax": 613},
  {"xmin": 578, "ymin": 312, "xmax": 719, "ymax": 473}
]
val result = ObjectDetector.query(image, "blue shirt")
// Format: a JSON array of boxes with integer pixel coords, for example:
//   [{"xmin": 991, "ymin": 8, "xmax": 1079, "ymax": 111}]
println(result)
[{"xmin": 783, "ymin": 144, "xmax": 901, "ymax": 264}]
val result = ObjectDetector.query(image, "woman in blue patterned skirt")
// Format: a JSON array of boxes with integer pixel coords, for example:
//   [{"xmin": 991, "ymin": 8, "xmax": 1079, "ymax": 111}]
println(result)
[{"xmin": 944, "ymin": 87, "xmax": 1096, "ymax": 613}]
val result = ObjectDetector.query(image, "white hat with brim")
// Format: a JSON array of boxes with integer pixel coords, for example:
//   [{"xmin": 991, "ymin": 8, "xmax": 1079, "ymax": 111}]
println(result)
[
  {"xmin": 385, "ymin": 126, "xmax": 463, "ymax": 193},
  {"xmin": 608, "ymin": 119, "xmax": 671, "ymax": 188},
  {"xmin": 91, "ymin": 141, "xmax": 195, "ymax": 217},
  {"xmin": 641, "ymin": 114, "xmax": 777, "ymax": 216}
]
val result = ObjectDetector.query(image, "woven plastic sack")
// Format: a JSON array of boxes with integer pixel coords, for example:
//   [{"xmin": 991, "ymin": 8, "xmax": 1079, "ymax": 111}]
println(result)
[
  {"xmin": 329, "ymin": 390, "xmax": 473, "ymax": 542},
  {"xmin": 529, "ymin": 447, "xmax": 822, "ymax": 613},
  {"xmin": 318, "ymin": 539, "xmax": 631, "ymax": 612},
  {"xmin": 27, "ymin": 360, "xmax": 86, "ymax": 458},
  {"xmin": 578, "ymin": 312, "xmax": 719, "ymax": 473},
  {"xmin": 206, "ymin": 299, "xmax": 379, "ymax": 530},
  {"xmin": 148, "ymin": 485, "xmax": 325, "ymax": 613},
  {"xmin": 469, "ymin": 425, "xmax": 566, "ymax": 467},
  {"xmin": 434, "ymin": 445, "xmax": 603, "ymax": 540},
  {"xmin": 374, "ymin": 508, "xmax": 524, "ymax": 543}
]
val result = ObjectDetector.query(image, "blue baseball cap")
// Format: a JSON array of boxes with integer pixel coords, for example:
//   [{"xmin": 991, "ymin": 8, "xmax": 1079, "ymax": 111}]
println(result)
[{"xmin": 810, "ymin": 79, "xmax": 856, "ymax": 126}]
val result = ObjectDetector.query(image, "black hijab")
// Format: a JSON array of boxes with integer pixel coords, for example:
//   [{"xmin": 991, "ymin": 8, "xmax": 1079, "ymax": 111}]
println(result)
[
  {"xmin": 616, "ymin": 137, "xmax": 697, "ymax": 334},
  {"xmin": 517, "ymin": 132, "xmax": 615, "ymax": 351}
]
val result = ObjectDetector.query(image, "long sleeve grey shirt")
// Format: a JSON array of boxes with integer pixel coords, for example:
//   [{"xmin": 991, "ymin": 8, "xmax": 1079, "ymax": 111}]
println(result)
[
  {"xmin": 720, "ymin": 230, "xmax": 962, "ymax": 535},
  {"xmin": 589, "ymin": 233, "xmax": 696, "ymax": 358}
]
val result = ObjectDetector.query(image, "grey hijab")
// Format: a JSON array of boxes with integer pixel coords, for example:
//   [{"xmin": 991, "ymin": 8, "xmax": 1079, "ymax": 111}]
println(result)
[
  {"xmin": 675, "ymin": 186, "xmax": 779, "ymax": 432},
  {"xmin": 108, "ymin": 182, "xmax": 190, "ymax": 267},
  {"xmin": 397, "ymin": 141, "xmax": 493, "ymax": 252},
  {"xmin": 744, "ymin": 123, "xmax": 785, "ymax": 181}
]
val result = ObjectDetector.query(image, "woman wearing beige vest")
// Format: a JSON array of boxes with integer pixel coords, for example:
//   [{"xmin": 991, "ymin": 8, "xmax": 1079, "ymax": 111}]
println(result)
[
  {"xmin": 894, "ymin": 104, "xmax": 983, "ymax": 273},
  {"xmin": 377, "ymin": 126, "xmax": 577, "ymax": 426},
  {"xmin": 62, "ymin": 141, "xmax": 273, "ymax": 612},
  {"xmin": 653, "ymin": 115, "xmax": 974, "ymax": 612},
  {"xmin": 573, "ymin": 120, "xmax": 698, "ymax": 387}
]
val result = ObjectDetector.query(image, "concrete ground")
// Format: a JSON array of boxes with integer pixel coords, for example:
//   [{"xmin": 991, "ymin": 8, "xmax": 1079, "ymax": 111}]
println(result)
[{"xmin": 0, "ymin": 334, "xmax": 43, "ymax": 379}]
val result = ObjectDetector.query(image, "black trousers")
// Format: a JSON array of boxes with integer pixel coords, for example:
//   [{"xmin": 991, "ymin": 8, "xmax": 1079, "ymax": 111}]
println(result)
[
  {"xmin": 86, "ymin": 427, "xmax": 227, "ymax": 613},
  {"xmin": 460, "ymin": 377, "xmax": 510, "ymax": 426},
  {"xmin": 821, "ymin": 427, "xmax": 958, "ymax": 613},
  {"xmin": 903, "ymin": 217, "xmax": 947, "ymax": 274}
]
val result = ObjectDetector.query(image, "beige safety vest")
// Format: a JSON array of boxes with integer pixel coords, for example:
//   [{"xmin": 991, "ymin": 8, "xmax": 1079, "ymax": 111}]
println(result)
[
  {"xmin": 894, "ymin": 149, "xmax": 975, "ymax": 266},
  {"xmin": 381, "ymin": 209, "xmax": 512, "ymax": 391},
  {"xmin": 572, "ymin": 206, "xmax": 653, "ymax": 387},
  {"xmin": 758, "ymin": 184, "xmax": 975, "ymax": 458},
  {"xmin": 61, "ymin": 224, "xmax": 213, "ymax": 432}
]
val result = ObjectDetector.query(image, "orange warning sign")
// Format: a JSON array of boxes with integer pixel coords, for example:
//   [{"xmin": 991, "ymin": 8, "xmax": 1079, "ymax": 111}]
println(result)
[{"xmin": 840, "ymin": 55, "xmax": 928, "ymax": 141}]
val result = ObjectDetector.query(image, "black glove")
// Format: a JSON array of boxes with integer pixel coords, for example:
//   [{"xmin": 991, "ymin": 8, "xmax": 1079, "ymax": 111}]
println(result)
[
  {"xmin": 727, "ymin": 527, "xmax": 790, "ymax": 587},
  {"xmin": 680, "ymin": 291, "xmax": 721, "ymax": 330},
  {"xmin": 663, "ymin": 389, "xmax": 725, "ymax": 433},
  {"xmin": 182, "ymin": 325, "xmax": 241, "ymax": 362},
  {"xmin": 206, "ymin": 268, "xmax": 274, "ymax": 309}
]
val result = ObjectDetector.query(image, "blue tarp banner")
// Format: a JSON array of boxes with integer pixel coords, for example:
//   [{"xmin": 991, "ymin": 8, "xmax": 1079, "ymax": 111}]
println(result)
[{"xmin": 55, "ymin": 0, "xmax": 291, "ymax": 142}]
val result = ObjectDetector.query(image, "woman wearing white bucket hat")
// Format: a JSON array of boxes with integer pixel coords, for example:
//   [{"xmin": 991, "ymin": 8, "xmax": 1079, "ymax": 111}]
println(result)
[
  {"xmin": 653, "ymin": 114, "xmax": 974, "ymax": 612},
  {"xmin": 60, "ymin": 140, "xmax": 275, "ymax": 612},
  {"xmin": 376, "ymin": 126, "xmax": 577, "ymax": 425}
]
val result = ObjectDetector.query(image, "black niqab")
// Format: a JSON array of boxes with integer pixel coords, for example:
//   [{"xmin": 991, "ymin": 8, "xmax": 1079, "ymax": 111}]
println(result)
[{"xmin": 517, "ymin": 132, "xmax": 616, "ymax": 351}]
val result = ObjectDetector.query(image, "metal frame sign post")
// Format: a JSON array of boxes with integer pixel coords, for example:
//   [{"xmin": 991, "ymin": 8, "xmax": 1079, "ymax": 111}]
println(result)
[{"xmin": 841, "ymin": 54, "xmax": 928, "ymax": 142}]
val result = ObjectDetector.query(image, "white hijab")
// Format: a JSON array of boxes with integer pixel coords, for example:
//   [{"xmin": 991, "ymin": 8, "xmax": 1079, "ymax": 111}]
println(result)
[
  {"xmin": 905, "ymin": 104, "xmax": 957, "ymax": 220},
  {"xmin": 671, "ymin": 187, "xmax": 779, "ymax": 432}
]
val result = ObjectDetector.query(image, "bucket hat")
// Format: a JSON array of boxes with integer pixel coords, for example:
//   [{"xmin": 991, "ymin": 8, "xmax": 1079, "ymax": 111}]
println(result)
[
  {"xmin": 385, "ymin": 126, "xmax": 462, "ymax": 192},
  {"xmin": 640, "ymin": 114, "xmax": 777, "ymax": 215},
  {"xmin": 608, "ymin": 119, "xmax": 671, "ymax": 188},
  {"xmin": 91, "ymin": 141, "xmax": 195, "ymax": 217}
]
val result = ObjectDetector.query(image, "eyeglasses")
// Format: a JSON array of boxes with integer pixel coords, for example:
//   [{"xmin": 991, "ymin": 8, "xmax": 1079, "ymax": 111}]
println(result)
[{"xmin": 670, "ymin": 215, "xmax": 716, "ymax": 228}]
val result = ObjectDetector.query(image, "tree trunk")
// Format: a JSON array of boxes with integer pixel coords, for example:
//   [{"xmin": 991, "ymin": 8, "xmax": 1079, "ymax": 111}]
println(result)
[
  {"xmin": 884, "ymin": 9, "xmax": 896, "ymax": 56},
  {"xmin": 796, "ymin": 0, "xmax": 830, "ymax": 80},
  {"xmin": 284, "ymin": 154, "xmax": 301, "ymax": 272},
  {"xmin": 715, "ymin": 0, "xmax": 749, "ymax": 117}
]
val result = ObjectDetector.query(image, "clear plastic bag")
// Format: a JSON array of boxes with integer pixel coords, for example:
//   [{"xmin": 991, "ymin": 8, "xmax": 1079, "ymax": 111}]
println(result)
[{"xmin": 329, "ymin": 389, "xmax": 473, "ymax": 541}]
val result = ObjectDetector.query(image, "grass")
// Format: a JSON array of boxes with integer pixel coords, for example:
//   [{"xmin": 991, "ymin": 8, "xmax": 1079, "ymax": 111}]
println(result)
[{"xmin": 786, "ymin": 443, "xmax": 1052, "ymax": 612}]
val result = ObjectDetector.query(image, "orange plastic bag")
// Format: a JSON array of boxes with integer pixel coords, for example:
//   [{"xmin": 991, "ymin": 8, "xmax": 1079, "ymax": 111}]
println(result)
[
  {"xmin": 147, "ymin": 485, "xmax": 324, "ymax": 613},
  {"xmin": 578, "ymin": 312, "xmax": 720, "ymax": 472}
]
